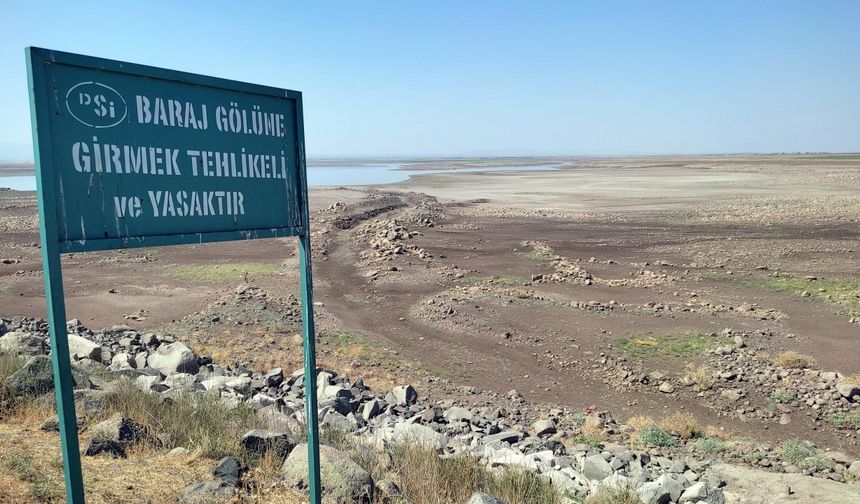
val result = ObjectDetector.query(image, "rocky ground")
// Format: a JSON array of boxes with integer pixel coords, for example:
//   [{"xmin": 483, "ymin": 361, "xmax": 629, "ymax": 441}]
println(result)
[
  {"xmin": 3, "ymin": 316, "xmax": 860, "ymax": 503},
  {"xmin": 1, "ymin": 155, "xmax": 859, "ymax": 502}
]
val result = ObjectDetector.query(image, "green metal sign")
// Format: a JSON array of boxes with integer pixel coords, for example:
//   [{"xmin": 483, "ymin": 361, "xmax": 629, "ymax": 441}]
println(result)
[{"xmin": 26, "ymin": 47, "xmax": 322, "ymax": 503}]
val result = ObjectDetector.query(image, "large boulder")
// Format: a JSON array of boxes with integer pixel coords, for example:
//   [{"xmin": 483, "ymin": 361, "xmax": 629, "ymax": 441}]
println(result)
[
  {"xmin": 391, "ymin": 422, "xmax": 448, "ymax": 450},
  {"xmin": 67, "ymin": 333, "xmax": 101, "ymax": 361},
  {"xmin": 532, "ymin": 419, "xmax": 556, "ymax": 436},
  {"xmin": 240, "ymin": 429, "xmax": 294, "ymax": 457},
  {"xmin": 146, "ymin": 342, "xmax": 198, "ymax": 375},
  {"xmin": 282, "ymin": 443, "xmax": 374, "ymax": 502},
  {"xmin": 837, "ymin": 383, "xmax": 860, "ymax": 400},
  {"xmin": 161, "ymin": 373, "xmax": 197, "ymax": 392},
  {"xmin": 679, "ymin": 481, "xmax": 709, "ymax": 502},
  {"xmin": 849, "ymin": 460, "xmax": 860, "ymax": 480},
  {"xmin": 4, "ymin": 355, "xmax": 89, "ymax": 396},
  {"xmin": 89, "ymin": 415, "xmax": 143, "ymax": 443},
  {"xmin": 482, "ymin": 430, "xmax": 520, "ymax": 445},
  {"xmin": 581, "ymin": 454, "xmax": 613, "ymax": 481},
  {"xmin": 212, "ymin": 456, "xmax": 245, "ymax": 487},
  {"xmin": 200, "ymin": 375, "xmax": 251, "ymax": 393},
  {"xmin": 444, "ymin": 406, "xmax": 473, "ymax": 423},
  {"xmin": 387, "ymin": 385, "xmax": 417, "ymax": 406},
  {"xmin": 637, "ymin": 481, "xmax": 671, "ymax": 504},
  {"xmin": 653, "ymin": 474, "xmax": 684, "ymax": 503},
  {"xmin": 84, "ymin": 438, "xmax": 126, "ymax": 458},
  {"xmin": 0, "ymin": 331, "xmax": 45, "ymax": 355}
]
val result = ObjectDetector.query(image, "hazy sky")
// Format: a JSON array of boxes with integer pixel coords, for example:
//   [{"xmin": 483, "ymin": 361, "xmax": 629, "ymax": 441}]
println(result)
[{"xmin": 1, "ymin": 1, "xmax": 858, "ymax": 159}]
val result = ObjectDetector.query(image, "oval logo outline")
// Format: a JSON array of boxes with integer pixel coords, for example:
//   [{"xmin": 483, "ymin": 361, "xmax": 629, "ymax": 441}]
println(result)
[{"xmin": 65, "ymin": 81, "xmax": 128, "ymax": 128}]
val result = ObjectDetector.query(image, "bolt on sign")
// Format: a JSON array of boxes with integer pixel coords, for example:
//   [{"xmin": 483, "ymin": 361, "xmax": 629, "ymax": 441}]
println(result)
[{"xmin": 26, "ymin": 47, "xmax": 323, "ymax": 503}]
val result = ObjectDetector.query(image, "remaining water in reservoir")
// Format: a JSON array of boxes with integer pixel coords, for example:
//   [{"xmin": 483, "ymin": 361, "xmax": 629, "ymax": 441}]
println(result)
[
  {"xmin": 306, "ymin": 163, "xmax": 561, "ymax": 186},
  {"xmin": 0, "ymin": 176, "xmax": 36, "ymax": 191},
  {"xmin": 0, "ymin": 163, "xmax": 562, "ymax": 192}
]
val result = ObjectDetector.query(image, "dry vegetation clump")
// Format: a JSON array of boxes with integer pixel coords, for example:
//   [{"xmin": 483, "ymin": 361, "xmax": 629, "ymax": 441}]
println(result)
[
  {"xmin": 0, "ymin": 403, "xmax": 212, "ymax": 503},
  {"xmin": 319, "ymin": 425, "xmax": 562, "ymax": 504},
  {"xmin": 585, "ymin": 482, "xmax": 641, "ymax": 504},
  {"xmin": 627, "ymin": 413, "xmax": 708, "ymax": 448},
  {"xmin": 772, "ymin": 351, "xmax": 817, "ymax": 369},
  {"xmin": 580, "ymin": 416, "xmax": 605, "ymax": 440},
  {"xmin": 838, "ymin": 373, "xmax": 860, "ymax": 386},
  {"xmin": 684, "ymin": 363, "xmax": 716, "ymax": 391},
  {"xmin": 389, "ymin": 444, "xmax": 560, "ymax": 504},
  {"xmin": 625, "ymin": 415, "xmax": 655, "ymax": 434},
  {"xmin": 97, "ymin": 379, "xmax": 266, "ymax": 459},
  {"xmin": 0, "ymin": 352, "xmax": 28, "ymax": 415},
  {"xmin": 1, "ymin": 449, "xmax": 64, "ymax": 502},
  {"xmin": 240, "ymin": 451, "xmax": 305, "ymax": 503},
  {"xmin": 658, "ymin": 412, "xmax": 703, "ymax": 440}
]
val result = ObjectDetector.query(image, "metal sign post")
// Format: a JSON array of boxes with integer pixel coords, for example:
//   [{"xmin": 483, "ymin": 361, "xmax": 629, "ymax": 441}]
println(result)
[{"xmin": 26, "ymin": 47, "xmax": 322, "ymax": 504}]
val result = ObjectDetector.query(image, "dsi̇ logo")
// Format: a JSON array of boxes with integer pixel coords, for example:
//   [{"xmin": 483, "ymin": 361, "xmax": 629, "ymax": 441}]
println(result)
[{"xmin": 65, "ymin": 81, "xmax": 127, "ymax": 128}]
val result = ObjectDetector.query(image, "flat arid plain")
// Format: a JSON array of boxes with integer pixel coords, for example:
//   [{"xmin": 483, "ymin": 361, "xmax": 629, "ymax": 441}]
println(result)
[{"xmin": 1, "ymin": 155, "xmax": 860, "ymax": 503}]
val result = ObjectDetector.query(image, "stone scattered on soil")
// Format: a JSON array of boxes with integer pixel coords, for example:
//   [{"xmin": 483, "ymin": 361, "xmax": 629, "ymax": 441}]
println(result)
[{"xmin": 282, "ymin": 443, "xmax": 374, "ymax": 502}]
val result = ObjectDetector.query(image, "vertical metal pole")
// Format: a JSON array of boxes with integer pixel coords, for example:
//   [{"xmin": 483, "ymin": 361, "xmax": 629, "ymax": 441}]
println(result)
[
  {"xmin": 41, "ymin": 241, "xmax": 86, "ymax": 504},
  {"xmin": 298, "ymin": 234, "xmax": 322, "ymax": 503},
  {"xmin": 294, "ymin": 92, "xmax": 322, "ymax": 504},
  {"xmin": 26, "ymin": 47, "xmax": 86, "ymax": 503}
]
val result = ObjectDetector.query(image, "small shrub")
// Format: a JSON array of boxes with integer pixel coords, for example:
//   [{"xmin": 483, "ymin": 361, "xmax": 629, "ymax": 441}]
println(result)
[
  {"xmin": 801, "ymin": 456, "xmax": 830, "ymax": 471},
  {"xmin": 780, "ymin": 438, "xmax": 815, "ymax": 465},
  {"xmin": 659, "ymin": 412, "xmax": 703, "ymax": 440},
  {"xmin": 773, "ymin": 351, "xmax": 817, "ymax": 369},
  {"xmin": 694, "ymin": 437, "xmax": 726, "ymax": 455},
  {"xmin": 570, "ymin": 412, "xmax": 588, "ymax": 427},
  {"xmin": 770, "ymin": 389, "xmax": 796, "ymax": 403},
  {"xmin": 827, "ymin": 410, "xmax": 860, "ymax": 430},
  {"xmin": 684, "ymin": 363, "xmax": 716, "ymax": 391},
  {"xmin": 570, "ymin": 434, "xmax": 602, "ymax": 447},
  {"xmin": 742, "ymin": 450, "xmax": 766, "ymax": 465},
  {"xmin": 637, "ymin": 425, "xmax": 676, "ymax": 448}
]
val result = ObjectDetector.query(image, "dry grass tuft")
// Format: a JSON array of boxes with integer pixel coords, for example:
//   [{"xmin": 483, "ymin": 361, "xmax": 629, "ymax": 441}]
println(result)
[
  {"xmin": 581, "ymin": 416, "xmax": 605, "ymax": 440},
  {"xmin": 838, "ymin": 373, "xmax": 860, "ymax": 386},
  {"xmin": 684, "ymin": 363, "xmax": 716, "ymax": 391},
  {"xmin": 0, "ymin": 352, "xmax": 29, "ymax": 415},
  {"xmin": 390, "ymin": 444, "xmax": 560, "ymax": 504},
  {"xmin": 625, "ymin": 415, "xmax": 656, "ymax": 434},
  {"xmin": 658, "ymin": 412, "xmax": 703, "ymax": 440},
  {"xmin": 242, "ymin": 451, "xmax": 304, "ymax": 503},
  {"xmin": 0, "ymin": 421, "xmax": 211, "ymax": 503},
  {"xmin": 703, "ymin": 425, "xmax": 732, "ymax": 440},
  {"xmin": 97, "ymin": 379, "xmax": 264, "ymax": 459},
  {"xmin": 773, "ymin": 351, "xmax": 817, "ymax": 369},
  {"xmin": 586, "ymin": 482, "xmax": 641, "ymax": 504}
]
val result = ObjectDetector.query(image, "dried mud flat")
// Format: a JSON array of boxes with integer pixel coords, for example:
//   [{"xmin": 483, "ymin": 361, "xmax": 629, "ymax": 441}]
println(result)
[{"xmin": 2, "ymin": 155, "xmax": 860, "ymax": 499}]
